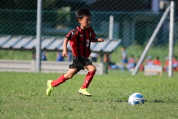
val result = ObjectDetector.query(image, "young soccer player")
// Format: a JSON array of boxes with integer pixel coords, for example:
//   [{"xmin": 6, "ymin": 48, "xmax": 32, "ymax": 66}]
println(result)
[{"xmin": 46, "ymin": 8, "xmax": 104, "ymax": 97}]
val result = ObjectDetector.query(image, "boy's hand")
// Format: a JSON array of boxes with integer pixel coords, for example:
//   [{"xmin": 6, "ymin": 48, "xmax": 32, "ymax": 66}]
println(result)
[
  {"xmin": 91, "ymin": 38, "xmax": 104, "ymax": 42},
  {"xmin": 62, "ymin": 51, "xmax": 68, "ymax": 57},
  {"xmin": 98, "ymin": 38, "xmax": 104, "ymax": 42}
]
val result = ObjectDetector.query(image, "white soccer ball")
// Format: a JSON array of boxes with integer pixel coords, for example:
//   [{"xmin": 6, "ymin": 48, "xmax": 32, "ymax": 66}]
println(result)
[{"xmin": 128, "ymin": 93, "xmax": 144, "ymax": 105}]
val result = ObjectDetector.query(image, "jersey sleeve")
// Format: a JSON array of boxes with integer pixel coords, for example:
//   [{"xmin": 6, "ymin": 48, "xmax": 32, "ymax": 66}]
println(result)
[
  {"xmin": 90, "ymin": 27, "xmax": 96, "ymax": 39},
  {"xmin": 66, "ymin": 29, "xmax": 78, "ymax": 40}
]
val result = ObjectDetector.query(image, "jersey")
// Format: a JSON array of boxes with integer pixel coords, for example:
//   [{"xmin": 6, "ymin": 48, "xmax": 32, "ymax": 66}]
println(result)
[
  {"xmin": 66, "ymin": 26, "xmax": 96, "ymax": 58},
  {"xmin": 153, "ymin": 59, "xmax": 161, "ymax": 65}
]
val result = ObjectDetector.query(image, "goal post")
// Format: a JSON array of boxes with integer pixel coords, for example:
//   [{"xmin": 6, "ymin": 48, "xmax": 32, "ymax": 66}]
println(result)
[
  {"xmin": 132, "ymin": 1, "xmax": 175, "ymax": 76},
  {"xmin": 168, "ymin": 1, "xmax": 175, "ymax": 77},
  {"xmin": 36, "ymin": 0, "xmax": 42, "ymax": 72}
]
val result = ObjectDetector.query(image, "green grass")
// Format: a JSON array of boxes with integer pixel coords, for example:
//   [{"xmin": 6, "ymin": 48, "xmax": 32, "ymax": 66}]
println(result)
[
  {"xmin": 0, "ymin": 50, "xmax": 57, "ymax": 61},
  {"xmin": 1, "ymin": 71, "xmax": 178, "ymax": 119}
]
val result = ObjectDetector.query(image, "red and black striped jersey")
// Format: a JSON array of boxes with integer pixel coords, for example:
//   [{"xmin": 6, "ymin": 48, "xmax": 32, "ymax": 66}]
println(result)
[{"xmin": 66, "ymin": 26, "xmax": 96, "ymax": 58}]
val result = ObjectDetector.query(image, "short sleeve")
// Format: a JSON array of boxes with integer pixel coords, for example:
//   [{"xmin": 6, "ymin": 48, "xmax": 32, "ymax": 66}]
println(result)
[
  {"xmin": 90, "ymin": 27, "xmax": 96, "ymax": 38},
  {"xmin": 66, "ymin": 29, "xmax": 78, "ymax": 40}
]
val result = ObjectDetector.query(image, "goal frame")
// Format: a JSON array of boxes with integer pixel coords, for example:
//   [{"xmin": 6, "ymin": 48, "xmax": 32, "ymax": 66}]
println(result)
[{"xmin": 132, "ymin": 1, "xmax": 175, "ymax": 77}]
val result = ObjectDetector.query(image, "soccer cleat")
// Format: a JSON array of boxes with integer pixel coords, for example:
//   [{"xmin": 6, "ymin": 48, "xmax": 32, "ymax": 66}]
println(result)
[
  {"xmin": 46, "ymin": 80, "xmax": 54, "ymax": 96},
  {"xmin": 78, "ymin": 88, "xmax": 92, "ymax": 97}
]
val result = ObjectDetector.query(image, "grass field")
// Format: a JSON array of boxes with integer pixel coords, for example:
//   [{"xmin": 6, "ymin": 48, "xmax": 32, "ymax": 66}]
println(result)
[{"xmin": 1, "ymin": 71, "xmax": 178, "ymax": 119}]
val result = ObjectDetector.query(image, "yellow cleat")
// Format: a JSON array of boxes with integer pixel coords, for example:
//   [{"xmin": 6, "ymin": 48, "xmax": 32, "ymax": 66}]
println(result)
[
  {"xmin": 46, "ymin": 80, "xmax": 54, "ymax": 96},
  {"xmin": 78, "ymin": 88, "xmax": 92, "ymax": 97}
]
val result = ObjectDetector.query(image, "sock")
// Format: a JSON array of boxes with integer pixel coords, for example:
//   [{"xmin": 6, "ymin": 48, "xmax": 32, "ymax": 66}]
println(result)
[
  {"xmin": 81, "ymin": 71, "xmax": 95, "ymax": 89},
  {"xmin": 51, "ymin": 75, "xmax": 67, "ymax": 87}
]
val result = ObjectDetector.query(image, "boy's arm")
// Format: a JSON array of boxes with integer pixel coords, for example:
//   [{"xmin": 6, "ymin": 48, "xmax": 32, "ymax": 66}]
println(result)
[
  {"xmin": 91, "ymin": 38, "xmax": 104, "ymax": 42},
  {"xmin": 62, "ymin": 38, "xmax": 69, "ymax": 57}
]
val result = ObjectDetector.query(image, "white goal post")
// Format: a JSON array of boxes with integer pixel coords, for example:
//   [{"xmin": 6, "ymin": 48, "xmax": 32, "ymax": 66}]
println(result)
[
  {"xmin": 132, "ymin": 1, "xmax": 175, "ymax": 77},
  {"xmin": 168, "ymin": 1, "xmax": 175, "ymax": 77}
]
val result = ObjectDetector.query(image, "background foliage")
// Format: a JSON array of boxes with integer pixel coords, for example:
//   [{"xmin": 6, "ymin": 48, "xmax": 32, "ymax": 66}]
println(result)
[{"xmin": 0, "ymin": 0, "xmax": 178, "ymax": 67}]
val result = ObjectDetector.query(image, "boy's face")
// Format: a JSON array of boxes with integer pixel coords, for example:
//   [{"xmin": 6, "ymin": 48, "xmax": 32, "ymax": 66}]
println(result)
[{"xmin": 78, "ymin": 15, "xmax": 91, "ymax": 29}]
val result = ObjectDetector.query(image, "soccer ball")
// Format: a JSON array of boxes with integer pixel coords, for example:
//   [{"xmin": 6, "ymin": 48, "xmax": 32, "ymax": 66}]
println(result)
[{"xmin": 128, "ymin": 93, "xmax": 144, "ymax": 105}]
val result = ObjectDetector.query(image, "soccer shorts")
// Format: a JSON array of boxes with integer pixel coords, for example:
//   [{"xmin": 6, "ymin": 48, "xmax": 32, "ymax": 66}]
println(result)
[{"xmin": 69, "ymin": 57, "xmax": 92, "ymax": 73}]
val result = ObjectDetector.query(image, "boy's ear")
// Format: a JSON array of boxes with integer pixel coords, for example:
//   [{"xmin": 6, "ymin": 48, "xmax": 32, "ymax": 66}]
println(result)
[{"xmin": 78, "ymin": 19, "xmax": 81, "ymax": 23}]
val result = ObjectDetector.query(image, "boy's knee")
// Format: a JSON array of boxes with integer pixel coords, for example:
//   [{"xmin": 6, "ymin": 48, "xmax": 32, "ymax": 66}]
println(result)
[
  {"xmin": 92, "ymin": 65, "xmax": 97, "ymax": 72},
  {"xmin": 91, "ymin": 68, "xmax": 96, "ymax": 72}
]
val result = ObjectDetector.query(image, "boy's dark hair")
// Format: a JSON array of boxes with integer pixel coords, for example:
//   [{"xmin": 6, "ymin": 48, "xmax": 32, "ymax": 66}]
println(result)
[{"xmin": 75, "ymin": 8, "xmax": 91, "ymax": 20}]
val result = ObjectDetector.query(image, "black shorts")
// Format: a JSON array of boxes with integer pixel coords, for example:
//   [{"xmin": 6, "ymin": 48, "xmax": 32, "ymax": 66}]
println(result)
[{"xmin": 69, "ymin": 57, "xmax": 93, "ymax": 73}]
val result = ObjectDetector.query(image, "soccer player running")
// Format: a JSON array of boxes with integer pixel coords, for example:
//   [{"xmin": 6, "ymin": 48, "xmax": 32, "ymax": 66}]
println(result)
[{"xmin": 46, "ymin": 8, "xmax": 104, "ymax": 97}]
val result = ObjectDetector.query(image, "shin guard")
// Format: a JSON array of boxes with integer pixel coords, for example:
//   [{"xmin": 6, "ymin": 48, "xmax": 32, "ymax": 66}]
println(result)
[
  {"xmin": 51, "ymin": 75, "xmax": 67, "ymax": 87},
  {"xmin": 81, "ymin": 71, "xmax": 95, "ymax": 89}
]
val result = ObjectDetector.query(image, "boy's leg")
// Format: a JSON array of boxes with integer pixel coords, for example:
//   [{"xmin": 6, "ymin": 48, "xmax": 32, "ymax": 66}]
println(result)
[
  {"xmin": 81, "ymin": 71, "xmax": 95, "ymax": 89},
  {"xmin": 78, "ymin": 65, "xmax": 96, "ymax": 96},
  {"xmin": 51, "ymin": 74, "xmax": 67, "ymax": 87},
  {"xmin": 46, "ymin": 68, "xmax": 77, "ymax": 96},
  {"xmin": 53, "ymin": 68, "xmax": 77, "ymax": 86}
]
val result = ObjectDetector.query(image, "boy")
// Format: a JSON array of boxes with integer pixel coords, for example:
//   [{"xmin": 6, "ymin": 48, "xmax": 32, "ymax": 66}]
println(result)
[
  {"xmin": 46, "ymin": 8, "xmax": 104, "ymax": 97},
  {"xmin": 121, "ymin": 46, "xmax": 128, "ymax": 65}
]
